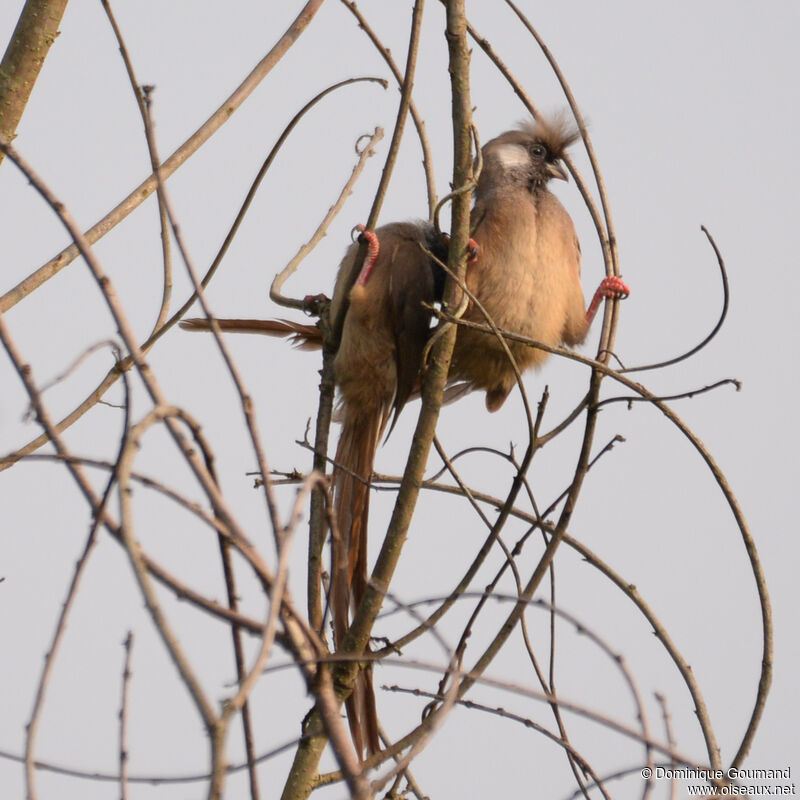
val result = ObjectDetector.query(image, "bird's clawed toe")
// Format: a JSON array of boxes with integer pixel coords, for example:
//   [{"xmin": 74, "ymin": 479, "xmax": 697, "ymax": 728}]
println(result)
[{"xmin": 597, "ymin": 275, "xmax": 630, "ymax": 300}]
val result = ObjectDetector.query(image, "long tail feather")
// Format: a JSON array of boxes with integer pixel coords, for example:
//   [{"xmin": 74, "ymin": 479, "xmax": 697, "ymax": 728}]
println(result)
[
  {"xmin": 331, "ymin": 402, "xmax": 385, "ymax": 758},
  {"xmin": 179, "ymin": 317, "xmax": 322, "ymax": 350}
]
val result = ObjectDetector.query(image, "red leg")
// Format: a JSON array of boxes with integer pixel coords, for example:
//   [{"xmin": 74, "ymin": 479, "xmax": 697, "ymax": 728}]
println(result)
[
  {"xmin": 440, "ymin": 232, "xmax": 480, "ymax": 262},
  {"xmin": 354, "ymin": 224, "xmax": 380, "ymax": 286},
  {"xmin": 466, "ymin": 237, "xmax": 480, "ymax": 261},
  {"xmin": 586, "ymin": 275, "xmax": 630, "ymax": 325}
]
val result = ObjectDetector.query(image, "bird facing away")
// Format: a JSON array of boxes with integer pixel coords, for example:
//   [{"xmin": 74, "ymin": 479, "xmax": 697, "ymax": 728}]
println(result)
[{"xmin": 180, "ymin": 113, "xmax": 629, "ymax": 760}]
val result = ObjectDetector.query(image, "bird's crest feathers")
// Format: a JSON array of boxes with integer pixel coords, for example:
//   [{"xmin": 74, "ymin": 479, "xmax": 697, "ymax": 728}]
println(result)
[
  {"xmin": 514, "ymin": 112, "xmax": 581, "ymax": 159},
  {"xmin": 477, "ymin": 111, "xmax": 581, "ymax": 192}
]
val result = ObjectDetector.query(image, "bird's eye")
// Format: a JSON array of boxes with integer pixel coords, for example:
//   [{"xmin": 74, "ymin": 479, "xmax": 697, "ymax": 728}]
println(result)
[{"xmin": 529, "ymin": 143, "xmax": 547, "ymax": 159}]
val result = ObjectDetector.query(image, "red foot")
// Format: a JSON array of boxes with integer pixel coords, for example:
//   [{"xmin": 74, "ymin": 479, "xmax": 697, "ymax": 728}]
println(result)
[
  {"xmin": 586, "ymin": 275, "xmax": 630, "ymax": 324},
  {"xmin": 441, "ymin": 232, "xmax": 480, "ymax": 262},
  {"xmin": 354, "ymin": 224, "xmax": 380, "ymax": 286}
]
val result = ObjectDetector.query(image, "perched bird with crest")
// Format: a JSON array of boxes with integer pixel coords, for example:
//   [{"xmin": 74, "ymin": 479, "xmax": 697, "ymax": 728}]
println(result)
[{"xmin": 181, "ymin": 112, "xmax": 629, "ymax": 758}]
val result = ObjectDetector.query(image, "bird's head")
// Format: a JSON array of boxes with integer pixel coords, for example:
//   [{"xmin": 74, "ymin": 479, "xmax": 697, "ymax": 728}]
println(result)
[{"xmin": 476, "ymin": 113, "xmax": 579, "ymax": 197}]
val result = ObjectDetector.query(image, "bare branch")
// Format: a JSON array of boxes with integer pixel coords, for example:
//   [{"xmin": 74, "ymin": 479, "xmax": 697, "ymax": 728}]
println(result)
[{"xmin": 0, "ymin": 0, "xmax": 68, "ymax": 163}]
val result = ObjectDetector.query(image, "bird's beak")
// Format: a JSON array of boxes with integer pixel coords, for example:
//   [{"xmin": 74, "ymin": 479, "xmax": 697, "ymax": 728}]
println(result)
[{"xmin": 546, "ymin": 160, "xmax": 569, "ymax": 182}]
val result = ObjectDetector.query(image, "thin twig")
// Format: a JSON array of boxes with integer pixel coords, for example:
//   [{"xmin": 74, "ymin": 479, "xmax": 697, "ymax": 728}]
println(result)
[
  {"xmin": 340, "ymin": 0, "xmax": 439, "ymax": 218},
  {"xmin": 270, "ymin": 126, "xmax": 384, "ymax": 308},
  {"xmin": 655, "ymin": 693, "xmax": 678, "ymax": 800},
  {"xmin": 100, "ymin": 0, "xmax": 173, "ymax": 333},
  {"xmin": 622, "ymin": 226, "xmax": 729, "ymax": 374},
  {"xmin": 118, "ymin": 632, "xmax": 134, "ymax": 800},
  {"xmin": 117, "ymin": 407, "xmax": 219, "ymax": 731},
  {"xmin": 21, "ymin": 340, "xmax": 129, "ymax": 800}
]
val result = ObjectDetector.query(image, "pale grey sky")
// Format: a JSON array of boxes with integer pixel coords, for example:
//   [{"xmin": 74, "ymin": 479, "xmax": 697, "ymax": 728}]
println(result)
[{"xmin": 1, "ymin": 2, "xmax": 797, "ymax": 798}]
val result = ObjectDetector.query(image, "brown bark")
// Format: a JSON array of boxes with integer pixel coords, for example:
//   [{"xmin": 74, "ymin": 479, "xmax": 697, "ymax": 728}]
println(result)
[{"xmin": 0, "ymin": 0, "xmax": 68, "ymax": 164}]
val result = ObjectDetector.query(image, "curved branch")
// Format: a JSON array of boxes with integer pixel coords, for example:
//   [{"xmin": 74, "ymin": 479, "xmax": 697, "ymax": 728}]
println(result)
[{"xmin": 622, "ymin": 226, "xmax": 730, "ymax": 374}]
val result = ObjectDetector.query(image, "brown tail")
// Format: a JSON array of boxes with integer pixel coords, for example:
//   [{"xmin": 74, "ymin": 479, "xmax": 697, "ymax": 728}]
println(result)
[
  {"xmin": 331, "ymin": 401, "xmax": 386, "ymax": 759},
  {"xmin": 179, "ymin": 317, "xmax": 322, "ymax": 350}
]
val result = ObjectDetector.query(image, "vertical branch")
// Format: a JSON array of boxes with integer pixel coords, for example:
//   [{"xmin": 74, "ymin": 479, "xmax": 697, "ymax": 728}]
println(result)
[
  {"xmin": 118, "ymin": 632, "xmax": 134, "ymax": 800},
  {"xmin": 310, "ymin": 0, "xmax": 426, "ymax": 648},
  {"xmin": 281, "ymin": 3, "xmax": 471, "ymax": 797},
  {"xmin": 438, "ymin": 7, "xmax": 623, "ymax": 708},
  {"xmin": 655, "ymin": 693, "xmax": 678, "ymax": 800},
  {"xmin": 264, "ymin": 121, "xmax": 385, "ymax": 638},
  {"xmin": 306, "ymin": 338, "xmax": 336, "ymax": 637},
  {"xmin": 344, "ymin": 0, "xmax": 473, "ymax": 684},
  {"xmin": 217, "ymin": 527, "xmax": 260, "ymax": 800}
]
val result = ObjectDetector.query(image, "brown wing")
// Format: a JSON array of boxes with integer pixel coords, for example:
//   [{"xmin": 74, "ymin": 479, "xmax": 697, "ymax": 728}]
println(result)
[{"xmin": 385, "ymin": 223, "xmax": 446, "ymax": 433}]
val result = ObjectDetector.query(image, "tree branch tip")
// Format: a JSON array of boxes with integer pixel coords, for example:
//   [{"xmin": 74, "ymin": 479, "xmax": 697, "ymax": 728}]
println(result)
[{"xmin": 355, "ymin": 127, "xmax": 384, "ymax": 154}]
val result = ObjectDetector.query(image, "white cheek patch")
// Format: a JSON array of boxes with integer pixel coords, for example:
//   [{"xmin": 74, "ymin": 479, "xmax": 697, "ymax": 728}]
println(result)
[{"xmin": 495, "ymin": 143, "xmax": 529, "ymax": 171}]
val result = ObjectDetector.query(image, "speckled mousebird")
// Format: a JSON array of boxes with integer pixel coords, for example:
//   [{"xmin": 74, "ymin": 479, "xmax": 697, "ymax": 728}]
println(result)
[{"xmin": 180, "ymin": 113, "xmax": 629, "ymax": 759}]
